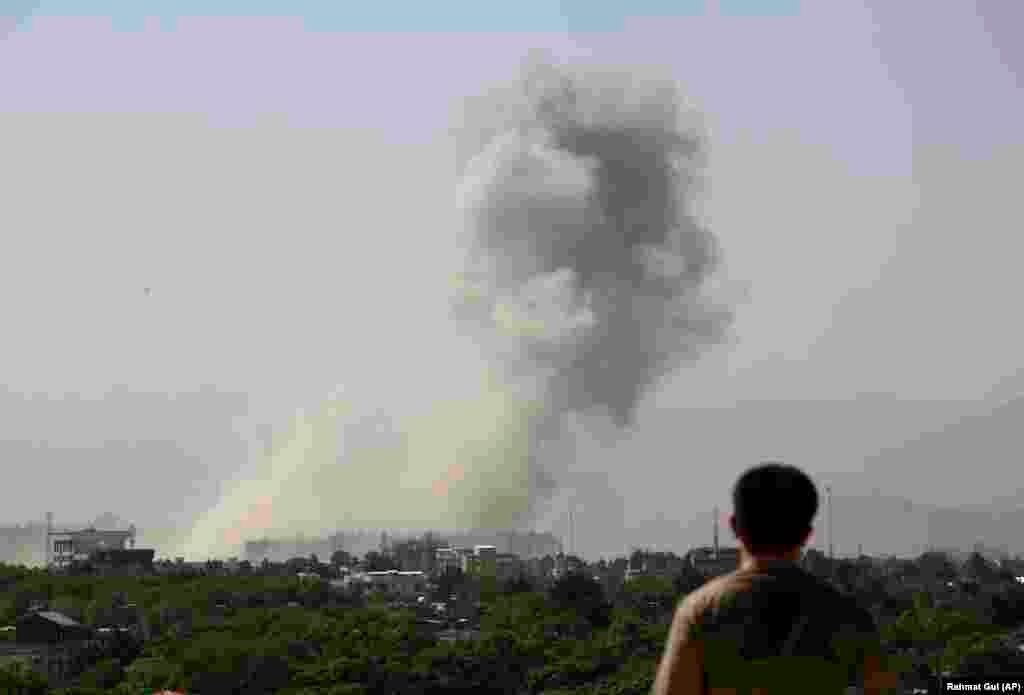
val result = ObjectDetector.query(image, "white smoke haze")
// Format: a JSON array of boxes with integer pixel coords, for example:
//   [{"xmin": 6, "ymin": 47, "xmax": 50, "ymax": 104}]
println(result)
[{"xmin": 172, "ymin": 55, "xmax": 733, "ymax": 560}]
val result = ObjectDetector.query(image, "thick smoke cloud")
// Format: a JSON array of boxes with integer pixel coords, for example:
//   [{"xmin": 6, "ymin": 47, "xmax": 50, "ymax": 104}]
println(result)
[{"xmin": 453, "ymin": 58, "xmax": 731, "ymax": 426}]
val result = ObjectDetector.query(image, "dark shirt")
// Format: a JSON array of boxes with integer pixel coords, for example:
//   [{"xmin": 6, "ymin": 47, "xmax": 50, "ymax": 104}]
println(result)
[{"xmin": 654, "ymin": 559, "xmax": 882, "ymax": 695}]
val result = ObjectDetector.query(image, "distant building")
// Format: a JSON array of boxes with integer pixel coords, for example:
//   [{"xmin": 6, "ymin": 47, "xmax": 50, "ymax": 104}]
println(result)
[
  {"xmin": 523, "ymin": 555, "xmax": 557, "ymax": 584},
  {"xmin": 243, "ymin": 535, "xmax": 339, "ymax": 563},
  {"xmin": 625, "ymin": 551, "xmax": 686, "ymax": 580},
  {"xmin": 495, "ymin": 552, "xmax": 524, "ymax": 582},
  {"xmin": 685, "ymin": 546, "xmax": 741, "ymax": 577},
  {"xmin": 389, "ymin": 535, "xmax": 443, "ymax": 573},
  {"xmin": 243, "ymin": 528, "xmax": 559, "ymax": 565},
  {"xmin": 152, "ymin": 558, "xmax": 207, "ymax": 577},
  {"xmin": 435, "ymin": 547, "xmax": 460, "ymax": 574},
  {"xmin": 446, "ymin": 530, "xmax": 559, "ymax": 559},
  {"xmin": 356, "ymin": 570, "xmax": 428, "ymax": 598},
  {"xmin": 550, "ymin": 554, "xmax": 584, "ymax": 580},
  {"xmin": 48, "ymin": 527, "xmax": 137, "ymax": 569},
  {"xmin": 89, "ymin": 548, "xmax": 155, "ymax": 575}
]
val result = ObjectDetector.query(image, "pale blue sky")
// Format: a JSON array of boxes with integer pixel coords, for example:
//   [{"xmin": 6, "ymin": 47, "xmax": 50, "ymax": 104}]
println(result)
[
  {"xmin": 0, "ymin": 1, "xmax": 1021, "ymax": 558},
  {"xmin": 11, "ymin": 0, "xmax": 801, "ymax": 33}
]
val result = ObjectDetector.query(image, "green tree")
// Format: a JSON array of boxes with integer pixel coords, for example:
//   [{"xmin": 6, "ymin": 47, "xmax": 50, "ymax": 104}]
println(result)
[
  {"xmin": 917, "ymin": 551, "xmax": 958, "ymax": 582},
  {"xmin": 363, "ymin": 551, "xmax": 397, "ymax": 572},
  {"xmin": 433, "ymin": 567, "xmax": 466, "ymax": 601},
  {"xmin": 833, "ymin": 559, "xmax": 863, "ymax": 592},
  {"xmin": 500, "ymin": 574, "xmax": 535, "ymax": 594},
  {"xmin": 672, "ymin": 565, "xmax": 705, "ymax": 596},
  {"xmin": 957, "ymin": 641, "xmax": 1024, "ymax": 677},
  {"xmin": 77, "ymin": 657, "xmax": 124, "ymax": 691},
  {"xmin": 119, "ymin": 656, "xmax": 185, "ymax": 693},
  {"xmin": 617, "ymin": 574, "xmax": 675, "ymax": 623},
  {"xmin": 963, "ymin": 552, "xmax": 999, "ymax": 584},
  {"xmin": 0, "ymin": 660, "xmax": 49, "ymax": 694},
  {"xmin": 884, "ymin": 592, "xmax": 1003, "ymax": 674},
  {"xmin": 0, "ymin": 595, "xmax": 16, "ymax": 624},
  {"xmin": 549, "ymin": 571, "xmax": 612, "ymax": 630},
  {"xmin": 330, "ymin": 550, "xmax": 354, "ymax": 567},
  {"xmin": 990, "ymin": 585, "xmax": 1024, "ymax": 628},
  {"xmin": 605, "ymin": 609, "xmax": 669, "ymax": 660},
  {"xmin": 298, "ymin": 577, "xmax": 330, "ymax": 609}
]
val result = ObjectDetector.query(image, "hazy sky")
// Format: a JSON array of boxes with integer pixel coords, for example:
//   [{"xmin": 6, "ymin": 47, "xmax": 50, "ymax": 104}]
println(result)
[{"xmin": 1, "ymin": 1, "xmax": 1021, "ymax": 558}]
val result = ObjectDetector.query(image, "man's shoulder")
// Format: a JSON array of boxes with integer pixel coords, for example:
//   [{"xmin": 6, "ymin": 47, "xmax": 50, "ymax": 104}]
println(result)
[
  {"xmin": 800, "ymin": 577, "xmax": 878, "ymax": 637},
  {"xmin": 687, "ymin": 566, "xmax": 870, "ymax": 617},
  {"xmin": 684, "ymin": 572, "xmax": 736, "ymax": 605},
  {"xmin": 674, "ymin": 574, "xmax": 725, "ymax": 622},
  {"xmin": 793, "ymin": 571, "xmax": 875, "ymax": 620},
  {"xmin": 676, "ymin": 570, "xmax": 761, "ymax": 623}
]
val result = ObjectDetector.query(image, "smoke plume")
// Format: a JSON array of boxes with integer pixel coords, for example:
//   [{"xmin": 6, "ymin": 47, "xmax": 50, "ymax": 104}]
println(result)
[
  {"xmin": 453, "ymin": 57, "xmax": 730, "ymax": 424},
  {"xmin": 172, "ymin": 57, "xmax": 732, "ymax": 560}
]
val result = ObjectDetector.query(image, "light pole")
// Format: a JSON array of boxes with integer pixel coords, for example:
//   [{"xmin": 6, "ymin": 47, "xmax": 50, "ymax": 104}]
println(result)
[
  {"xmin": 826, "ymin": 485, "xmax": 833, "ymax": 562},
  {"xmin": 568, "ymin": 506, "xmax": 574, "ymax": 558}
]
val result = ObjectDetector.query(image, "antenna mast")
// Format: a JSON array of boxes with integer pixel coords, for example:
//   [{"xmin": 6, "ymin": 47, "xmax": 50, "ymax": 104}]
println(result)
[
  {"xmin": 713, "ymin": 506, "xmax": 720, "ymax": 560},
  {"xmin": 45, "ymin": 512, "xmax": 53, "ymax": 568},
  {"xmin": 826, "ymin": 485, "xmax": 833, "ymax": 561}
]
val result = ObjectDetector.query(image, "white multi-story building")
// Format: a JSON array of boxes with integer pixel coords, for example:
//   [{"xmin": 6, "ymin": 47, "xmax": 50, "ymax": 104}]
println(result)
[
  {"xmin": 48, "ymin": 527, "xmax": 136, "ymax": 569},
  {"xmin": 684, "ymin": 546, "xmax": 740, "ymax": 577}
]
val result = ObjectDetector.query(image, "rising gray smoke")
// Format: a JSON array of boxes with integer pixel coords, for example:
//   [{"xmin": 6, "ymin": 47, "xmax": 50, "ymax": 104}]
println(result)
[{"xmin": 454, "ymin": 58, "xmax": 732, "ymax": 430}]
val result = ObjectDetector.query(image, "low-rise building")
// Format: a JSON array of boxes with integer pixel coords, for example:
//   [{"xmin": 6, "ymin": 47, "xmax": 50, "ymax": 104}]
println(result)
[
  {"xmin": 523, "ymin": 555, "xmax": 557, "ymax": 585},
  {"xmin": 495, "ymin": 552, "xmax": 524, "ymax": 582},
  {"xmin": 434, "ymin": 547, "xmax": 460, "ymax": 574},
  {"xmin": 88, "ymin": 548, "xmax": 155, "ymax": 575},
  {"xmin": 353, "ymin": 570, "xmax": 429, "ymax": 598},
  {"xmin": 48, "ymin": 527, "xmax": 137, "ymax": 569},
  {"xmin": 551, "ymin": 554, "xmax": 584, "ymax": 580},
  {"xmin": 684, "ymin": 546, "xmax": 741, "ymax": 577}
]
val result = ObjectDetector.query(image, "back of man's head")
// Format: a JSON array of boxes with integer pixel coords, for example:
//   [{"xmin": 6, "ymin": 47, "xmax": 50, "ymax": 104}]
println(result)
[{"xmin": 732, "ymin": 463, "xmax": 818, "ymax": 555}]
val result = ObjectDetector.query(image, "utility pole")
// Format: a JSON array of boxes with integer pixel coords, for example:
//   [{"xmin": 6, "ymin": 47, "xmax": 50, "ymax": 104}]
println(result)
[
  {"xmin": 570, "ymin": 502, "xmax": 577, "ymax": 559},
  {"xmin": 568, "ymin": 507, "xmax": 573, "ymax": 558},
  {"xmin": 713, "ymin": 506, "xmax": 719, "ymax": 561},
  {"xmin": 826, "ymin": 485, "xmax": 833, "ymax": 562},
  {"xmin": 45, "ymin": 512, "xmax": 53, "ymax": 569}
]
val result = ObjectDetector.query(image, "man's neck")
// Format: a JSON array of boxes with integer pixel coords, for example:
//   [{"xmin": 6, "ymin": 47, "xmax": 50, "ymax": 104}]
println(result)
[{"xmin": 739, "ymin": 547, "xmax": 803, "ymax": 571}]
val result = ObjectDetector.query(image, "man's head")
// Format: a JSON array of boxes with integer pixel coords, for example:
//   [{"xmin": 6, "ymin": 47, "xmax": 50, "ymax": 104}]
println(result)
[{"xmin": 730, "ymin": 462, "xmax": 818, "ymax": 557}]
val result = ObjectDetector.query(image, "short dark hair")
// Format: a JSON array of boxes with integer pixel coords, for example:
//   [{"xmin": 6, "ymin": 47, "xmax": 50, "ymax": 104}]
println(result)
[{"xmin": 732, "ymin": 462, "xmax": 818, "ymax": 553}]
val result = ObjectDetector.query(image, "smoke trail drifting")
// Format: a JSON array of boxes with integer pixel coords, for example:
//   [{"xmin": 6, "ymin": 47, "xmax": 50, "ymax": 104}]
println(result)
[{"xmin": 172, "ymin": 57, "xmax": 732, "ymax": 560}]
